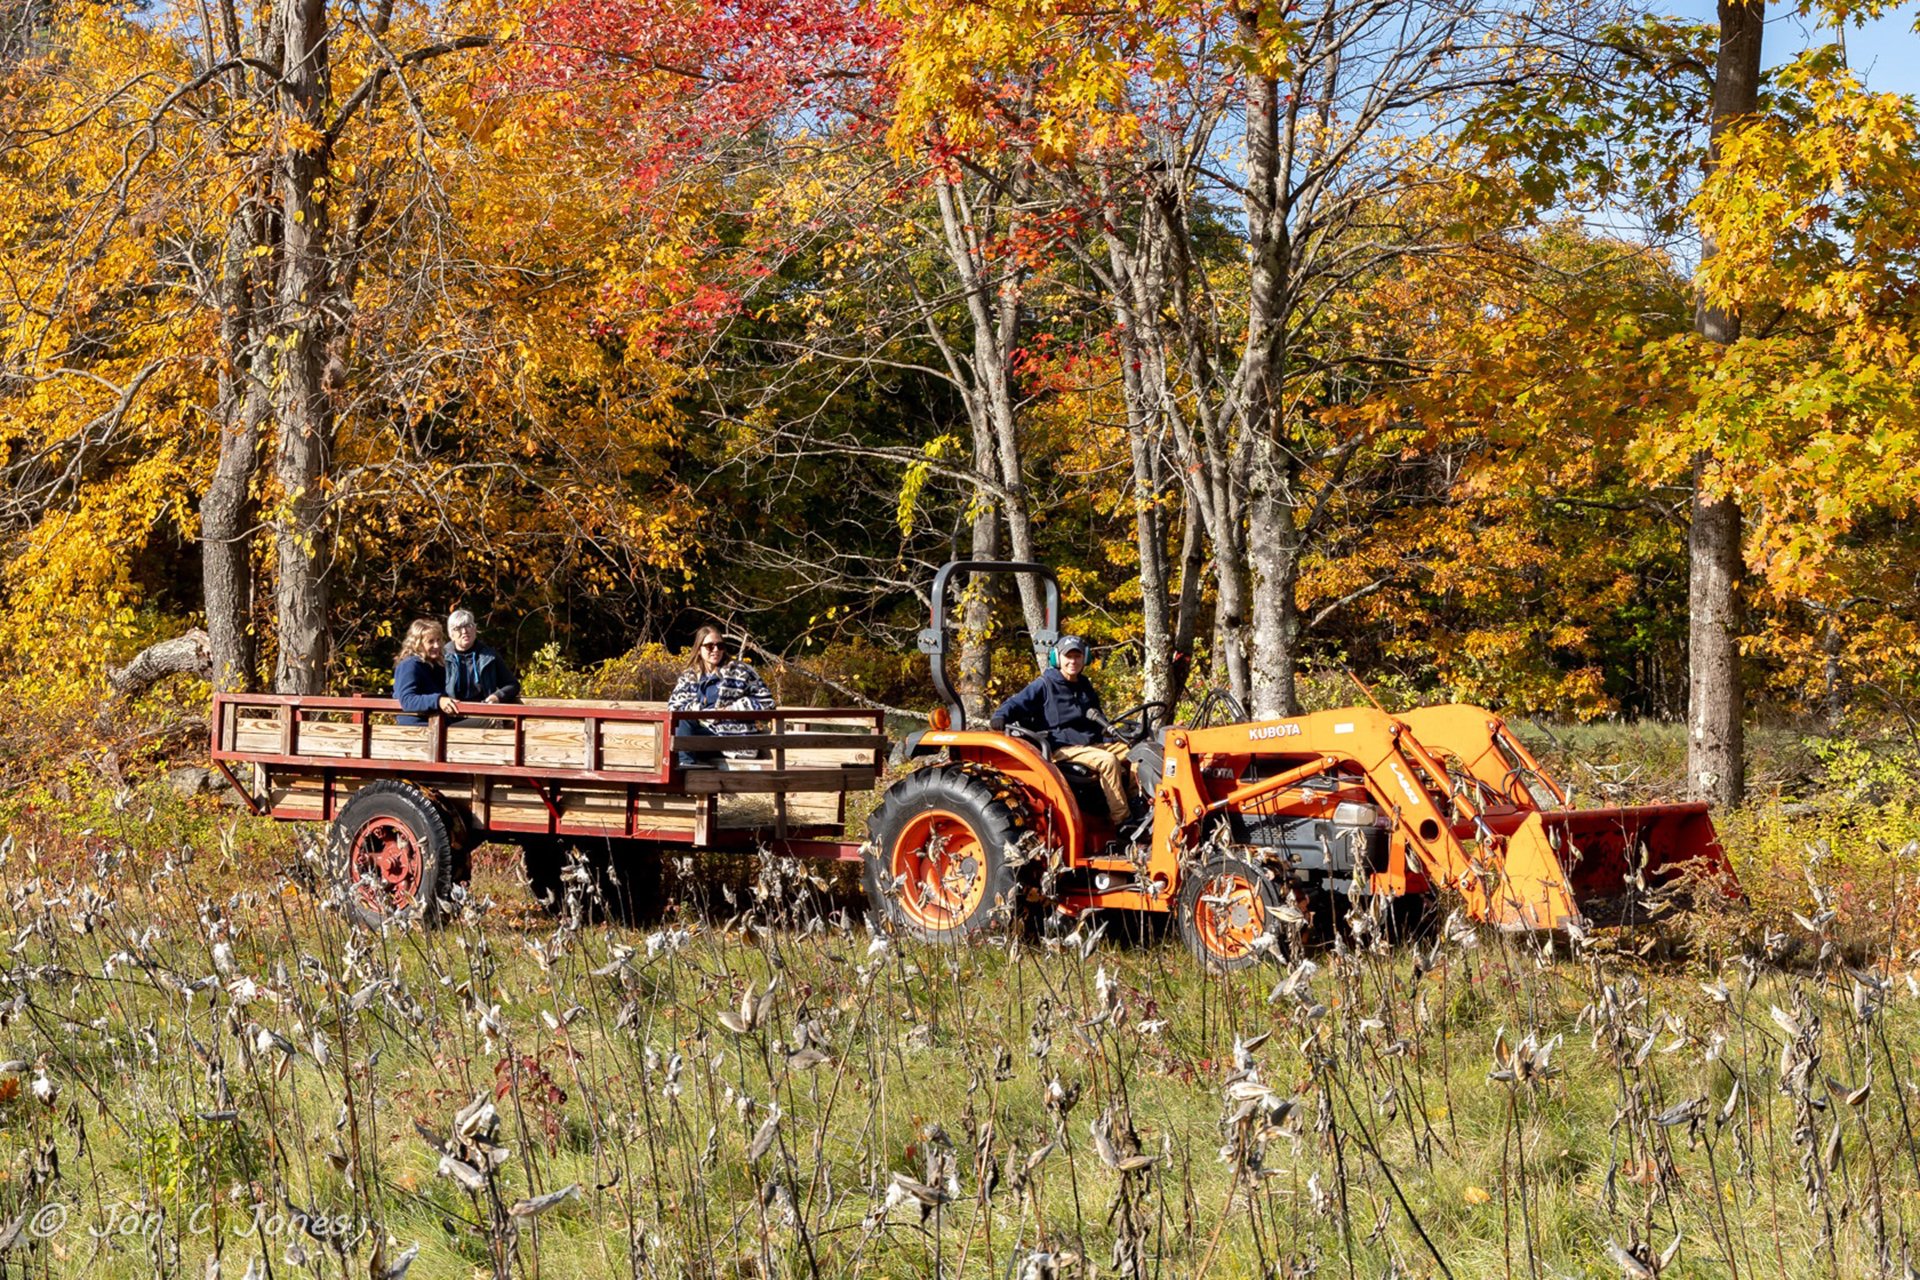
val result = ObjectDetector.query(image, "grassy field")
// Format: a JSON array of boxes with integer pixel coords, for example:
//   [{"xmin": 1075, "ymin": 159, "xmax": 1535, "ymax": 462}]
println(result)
[{"xmin": 2, "ymin": 807, "xmax": 1920, "ymax": 1280}]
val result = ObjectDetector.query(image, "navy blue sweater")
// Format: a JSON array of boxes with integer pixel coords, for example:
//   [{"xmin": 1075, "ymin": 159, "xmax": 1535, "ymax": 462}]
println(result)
[
  {"xmin": 393, "ymin": 656, "xmax": 446, "ymax": 725},
  {"xmin": 993, "ymin": 668, "xmax": 1108, "ymax": 746}
]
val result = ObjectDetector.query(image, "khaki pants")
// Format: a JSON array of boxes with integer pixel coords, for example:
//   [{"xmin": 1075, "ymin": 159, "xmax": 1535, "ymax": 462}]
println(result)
[{"xmin": 1055, "ymin": 741, "xmax": 1132, "ymax": 823}]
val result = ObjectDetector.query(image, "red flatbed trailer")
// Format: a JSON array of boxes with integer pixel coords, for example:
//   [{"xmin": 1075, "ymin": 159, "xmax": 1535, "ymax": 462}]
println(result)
[{"xmin": 210, "ymin": 693, "xmax": 887, "ymax": 921}]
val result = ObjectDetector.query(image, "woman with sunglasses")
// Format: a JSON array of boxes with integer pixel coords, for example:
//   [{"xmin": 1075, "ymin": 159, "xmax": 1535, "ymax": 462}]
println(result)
[{"xmin": 666, "ymin": 625, "xmax": 775, "ymax": 767}]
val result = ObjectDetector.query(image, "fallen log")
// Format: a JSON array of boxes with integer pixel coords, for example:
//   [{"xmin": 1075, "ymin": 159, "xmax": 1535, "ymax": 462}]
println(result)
[{"xmin": 107, "ymin": 628, "xmax": 213, "ymax": 701}]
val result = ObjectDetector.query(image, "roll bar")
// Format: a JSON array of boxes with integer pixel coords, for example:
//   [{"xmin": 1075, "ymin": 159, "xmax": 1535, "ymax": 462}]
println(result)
[{"xmin": 917, "ymin": 560, "xmax": 1062, "ymax": 730}]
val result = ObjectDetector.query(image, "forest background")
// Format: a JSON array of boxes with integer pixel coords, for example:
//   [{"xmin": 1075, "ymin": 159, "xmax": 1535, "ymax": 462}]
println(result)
[{"xmin": 2, "ymin": 0, "xmax": 1919, "ymax": 831}]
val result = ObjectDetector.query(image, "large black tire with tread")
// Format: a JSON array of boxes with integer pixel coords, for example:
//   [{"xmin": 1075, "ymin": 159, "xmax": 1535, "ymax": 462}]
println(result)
[
  {"xmin": 1175, "ymin": 852, "xmax": 1287, "ymax": 972},
  {"xmin": 864, "ymin": 766, "xmax": 1027, "ymax": 943},
  {"xmin": 329, "ymin": 780, "xmax": 451, "ymax": 928},
  {"xmin": 421, "ymin": 789, "xmax": 475, "ymax": 887}
]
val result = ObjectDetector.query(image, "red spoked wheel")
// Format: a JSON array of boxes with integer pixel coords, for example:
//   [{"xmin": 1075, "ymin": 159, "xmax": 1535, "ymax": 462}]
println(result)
[
  {"xmin": 327, "ymin": 780, "xmax": 450, "ymax": 927},
  {"xmin": 1177, "ymin": 853, "xmax": 1286, "ymax": 971},
  {"xmin": 348, "ymin": 816, "xmax": 427, "ymax": 914}
]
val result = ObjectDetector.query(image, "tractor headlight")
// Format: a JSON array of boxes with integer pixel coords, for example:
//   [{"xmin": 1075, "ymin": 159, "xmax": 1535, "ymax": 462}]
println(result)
[{"xmin": 1332, "ymin": 802, "xmax": 1378, "ymax": 828}]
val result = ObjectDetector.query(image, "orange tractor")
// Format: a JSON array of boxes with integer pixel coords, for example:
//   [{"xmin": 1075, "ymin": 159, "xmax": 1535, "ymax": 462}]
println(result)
[{"xmin": 863, "ymin": 561, "xmax": 1741, "ymax": 967}]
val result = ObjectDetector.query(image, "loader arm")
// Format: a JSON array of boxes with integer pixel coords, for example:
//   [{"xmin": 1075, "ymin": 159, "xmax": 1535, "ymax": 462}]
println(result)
[
  {"xmin": 1162, "ymin": 708, "xmax": 1583, "ymax": 930},
  {"xmin": 1397, "ymin": 704, "xmax": 1567, "ymax": 809}
]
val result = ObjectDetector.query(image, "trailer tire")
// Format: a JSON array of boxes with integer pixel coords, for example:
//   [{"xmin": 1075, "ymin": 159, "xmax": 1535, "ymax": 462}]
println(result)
[
  {"xmin": 420, "ymin": 789, "xmax": 474, "ymax": 887},
  {"xmin": 1176, "ymin": 853, "xmax": 1287, "ymax": 971},
  {"xmin": 329, "ymin": 780, "xmax": 450, "ymax": 928},
  {"xmin": 865, "ymin": 766, "xmax": 1025, "ymax": 943}
]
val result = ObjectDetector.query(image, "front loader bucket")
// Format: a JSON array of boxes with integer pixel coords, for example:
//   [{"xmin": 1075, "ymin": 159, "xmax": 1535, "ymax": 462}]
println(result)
[{"xmin": 1479, "ymin": 803, "xmax": 1742, "ymax": 932}]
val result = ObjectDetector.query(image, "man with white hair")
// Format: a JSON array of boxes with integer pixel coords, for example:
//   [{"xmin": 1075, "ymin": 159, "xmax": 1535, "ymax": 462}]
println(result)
[{"xmin": 445, "ymin": 609, "xmax": 520, "ymax": 706}]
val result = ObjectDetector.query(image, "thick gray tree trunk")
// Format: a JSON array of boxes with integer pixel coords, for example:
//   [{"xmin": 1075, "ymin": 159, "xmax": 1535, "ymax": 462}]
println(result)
[
  {"xmin": 1101, "ymin": 215, "xmax": 1176, "ymax": 710},
  {"xmin": 202, "ymin": 203, "xmax": 267, "ymax": 692},
  {"xmin": 1687, "ymin": 0, "xmax": 1763, "ymax": 807},
  {"xmin": 1239, "ymin": 21, "xmax": 1299, "ymax": 720},
  {"xmin": 1247, "ymin": 446, "xmax": 1302, "ymax": 718},
  {"xmin": 268, "ymin": 0, "xmax": 334, "ymax": 694}
]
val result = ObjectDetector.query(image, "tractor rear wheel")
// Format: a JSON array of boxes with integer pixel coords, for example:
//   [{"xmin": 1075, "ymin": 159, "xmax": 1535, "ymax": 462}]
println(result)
[
  {"xmin": 865, "ymin": 766, "xmax": 1026, "ymax": 943},
  {"xmin": 1176, "ymin": 853, "xmax": 1286, "ymax": 971},
  {"xmin": 329, "ymin": 780, "xmax": 451, "ymax": 928}
]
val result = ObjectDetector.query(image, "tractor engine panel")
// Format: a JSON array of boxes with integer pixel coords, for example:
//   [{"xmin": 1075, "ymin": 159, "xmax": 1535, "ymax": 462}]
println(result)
[{"xmin": 1227, "ymin": 801, "xmax": 1387, "ymax": 892}]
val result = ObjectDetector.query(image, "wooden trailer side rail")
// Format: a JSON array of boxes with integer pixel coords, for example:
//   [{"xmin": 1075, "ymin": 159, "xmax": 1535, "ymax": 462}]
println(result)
[{"xmin": 210, "ymin": 693, "xmax": 886, "ymax": 845}]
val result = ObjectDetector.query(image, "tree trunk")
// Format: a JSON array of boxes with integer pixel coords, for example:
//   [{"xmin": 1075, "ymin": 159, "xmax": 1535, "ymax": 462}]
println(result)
[
  {"xmin": 202, "ymin": 203, "xmax": 266, "ymax": 692},
  {"xmin": 1172, "ymin": 490, "xmax": 1206, "ymax": 703},
  {"xmin": 268, "ymin": 0, "xmax": 334, "ymax": 695},
  {"xmin": 1687, "ymin": 0, "xmax": 1762, "ymax": 807},
  {"xmin": 931, "ymin": 176, "xmax": 1048, "ymax": 637},
  {"xmin": 1247, "ymin": 443, "xmax": 1302, "ymax": 719},
  {"xmin": 1103, "ymin": 225, "xmax": 1174, "ymax": 710},
  {"xmin": 1821, "ymin": 612, "xmax": 1846, "ymax": 730},
  {"xmin": 1231, "ymin": 4, "xmax": 1289, "ymax": 711},
  {"xmin": 959, "ymin": 501, "xmax": 1000, "ymax": 725}
]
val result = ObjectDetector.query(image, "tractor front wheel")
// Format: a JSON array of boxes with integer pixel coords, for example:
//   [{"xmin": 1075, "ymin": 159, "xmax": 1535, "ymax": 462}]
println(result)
[
  {"xmin": 864, "ymin": 767, "xmax": 1026, "ymax": 943},
  {"xmin": 1176, "ymin": 854, "xmax": 1287, "ymax": 971}
]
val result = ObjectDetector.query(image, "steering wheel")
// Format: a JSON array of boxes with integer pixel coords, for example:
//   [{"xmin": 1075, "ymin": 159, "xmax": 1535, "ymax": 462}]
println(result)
[{"xmin": 1105, "ymin": 700, "xmax": 1174, "ymax": 745}]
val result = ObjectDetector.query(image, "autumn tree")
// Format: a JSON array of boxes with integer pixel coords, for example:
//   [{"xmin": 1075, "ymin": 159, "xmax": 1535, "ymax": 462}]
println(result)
[{"xmin": 0, "ymin": 0, "xmax": 705, "ymax": 732}]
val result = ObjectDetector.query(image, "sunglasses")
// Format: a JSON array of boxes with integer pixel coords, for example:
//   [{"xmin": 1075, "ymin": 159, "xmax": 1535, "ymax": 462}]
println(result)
[{"xmin": 701, "ymin": 641, "xmax": 725, "ymax": 650}]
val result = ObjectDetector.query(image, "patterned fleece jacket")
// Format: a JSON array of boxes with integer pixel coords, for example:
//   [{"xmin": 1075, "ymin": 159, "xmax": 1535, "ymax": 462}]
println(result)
[{"xmin": 666, "ymin": 661, "xmax": 774, "ymax": 735}]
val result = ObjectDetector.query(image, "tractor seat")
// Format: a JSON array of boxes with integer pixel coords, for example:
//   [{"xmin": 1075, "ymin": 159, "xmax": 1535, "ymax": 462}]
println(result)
[{"xmin": 1055, "ymin": 759, "xmax": 1114, "ymax": 820}]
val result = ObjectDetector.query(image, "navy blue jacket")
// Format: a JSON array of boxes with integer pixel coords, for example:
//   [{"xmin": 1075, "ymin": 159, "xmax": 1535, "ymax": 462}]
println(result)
[
  {"xmin": 393, "ymin": 656, "xmax": 446, "ymax": 725},
  {"xmin": 993, "ymin": 668, "xmax": 1108, "ymax": 746},
  {"xmin": 445, "ymin": 642, "xmax": 519, "ymax": 704}
]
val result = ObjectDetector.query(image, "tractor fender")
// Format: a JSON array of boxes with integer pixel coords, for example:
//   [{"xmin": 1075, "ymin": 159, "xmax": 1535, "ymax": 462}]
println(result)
[
  {"xmin": 915, "ymin": 729, "xmax": 1086, "ymax": 868},
  {"xmin": 894, "ymin": 729, "xmax": 936, "ymax": 765}
]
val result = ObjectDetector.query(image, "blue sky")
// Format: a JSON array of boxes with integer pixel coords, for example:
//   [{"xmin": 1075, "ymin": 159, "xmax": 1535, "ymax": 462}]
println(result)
[{"xmin": 1662, "ymin": 0, "xmax": 1920, "ymax": 96}]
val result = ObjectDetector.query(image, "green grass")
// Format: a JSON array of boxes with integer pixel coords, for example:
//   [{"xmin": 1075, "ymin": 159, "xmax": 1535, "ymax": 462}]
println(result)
[{"xmin": 3, "ymin": 830, "xmax": 1920, "ymax": 1279}]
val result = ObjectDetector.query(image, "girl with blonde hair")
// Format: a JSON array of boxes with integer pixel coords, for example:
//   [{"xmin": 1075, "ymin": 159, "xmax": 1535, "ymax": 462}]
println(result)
[{"xmin": 393, "ymin": 618, "xmax": 459, "ymax": 724}]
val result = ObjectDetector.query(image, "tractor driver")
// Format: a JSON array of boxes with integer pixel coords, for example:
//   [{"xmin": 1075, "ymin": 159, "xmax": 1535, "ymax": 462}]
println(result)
[{"xmin": 989, "ymin": 635, "xmax": 1134, "ymax": 831}]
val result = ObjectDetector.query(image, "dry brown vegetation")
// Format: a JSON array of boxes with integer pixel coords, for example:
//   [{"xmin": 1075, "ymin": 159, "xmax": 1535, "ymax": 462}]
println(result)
[{"xmin": 1, "ymin": 808, "xmax": 1919, "ymax": 1279}]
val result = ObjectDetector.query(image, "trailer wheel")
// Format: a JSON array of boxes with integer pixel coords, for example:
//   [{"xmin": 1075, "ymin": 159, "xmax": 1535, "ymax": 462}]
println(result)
[
  {"xmin": 421, "ymin": 790, "xmax": 474, "ymax": 887},
  {"xmin": 329, "ymin": 780, "xmax": 450, "ymax": 927},
  {"xmin": 1176, "ymin": 854, "xmax": 1286, "ymax": 971},
  {"xmin": 865, "ymin": 766, "xmax": 1024, "ymax": 942}
]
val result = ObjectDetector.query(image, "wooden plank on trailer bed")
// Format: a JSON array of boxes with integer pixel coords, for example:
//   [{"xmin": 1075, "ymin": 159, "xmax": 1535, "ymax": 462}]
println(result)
[
  {"xmin": 716, "ymin": 792, "xmax": 844, "ymax": 829},
  {"xmin": 267, "ymin": 772, "xmax": 365, "ymax": 820},
  {"xmin": 485, "ymin": 783, "xmax": 699, "ymax": 834},
  {"xmin": 678, "ymin": 766, "xmax": 876, "ymax": 795}
]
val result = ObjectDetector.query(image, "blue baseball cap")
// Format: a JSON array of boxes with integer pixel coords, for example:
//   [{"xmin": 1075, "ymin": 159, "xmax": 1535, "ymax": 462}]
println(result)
[{"xmin": 1057, "ymin": 635, "xmax": 1088, "ymax": 656}]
